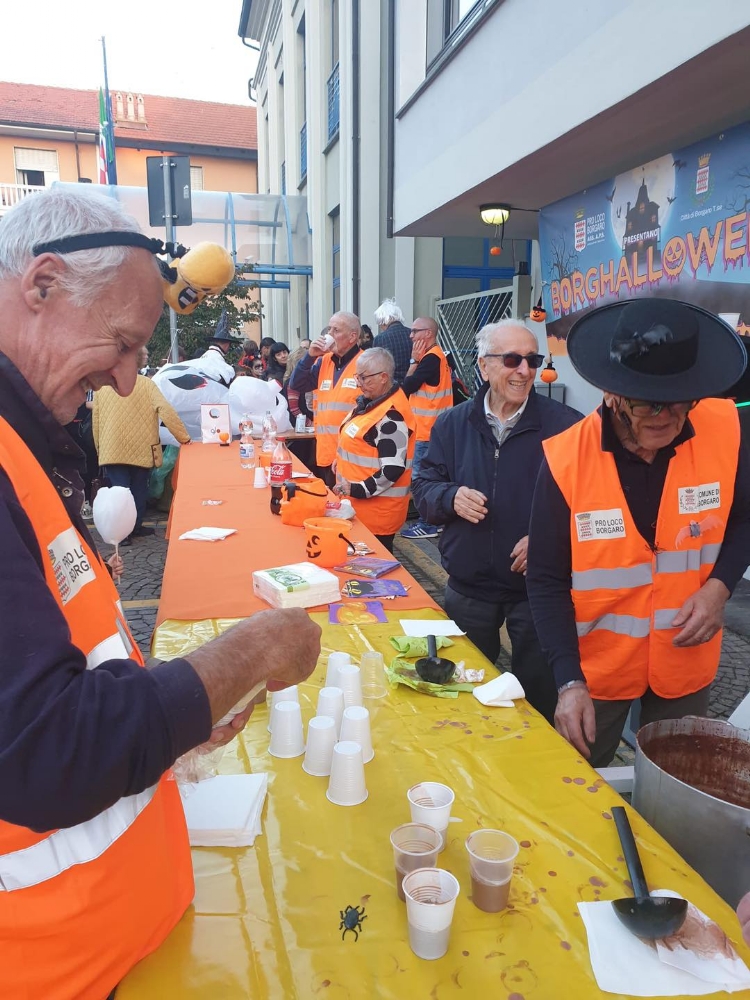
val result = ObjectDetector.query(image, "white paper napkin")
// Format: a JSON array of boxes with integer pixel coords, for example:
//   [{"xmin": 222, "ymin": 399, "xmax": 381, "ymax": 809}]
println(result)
[
  {"xmin": 179, "ymin": 773, "xmax": 268, "ymax": 847},
  {"xmin": 400, "ymin": 619, "xmax": 466, "ymax": 637},
  {"xmin": 178, "ymin": 526, "xmax": 237, "ymax": 542},
  {"xmin": 472, "ymin": 672, "xmax": 525, "ymax": 707},
  {"xmin": 579, "ymin": 889, "xmax": 750, "ymax": 996}
]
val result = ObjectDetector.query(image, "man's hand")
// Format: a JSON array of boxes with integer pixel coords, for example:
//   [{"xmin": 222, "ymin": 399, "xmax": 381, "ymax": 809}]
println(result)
[
  {"xmin": 309, "ymin": 335, "xmax": 329, "ymax": 359},
  {"xmin": 204, "ymin": 690, "xmax": 266, "ymax": 749},
  {"xmin": 555, "ymin": 685, "xmax": 596, "ymax": 759},
  {"xmin": 453, "ymin": 486, "xmax": 488, "ymax": 523},
  {"xmin": 737, "ymin": 891, "xmax": 750, "ymax": 946},
  {"xmin": 510, "ymin": 535, "xmax": 528, "ymax": 574},
  {"xmin": 334, "ymin": 478, "xmax": 351, "ymax": 497},
  {"xmin": 187, "ymin": 608, "xmax": 322, "ymax": 725},
  {"xmin": 410, "ymin": 338, "xmax": 429, "ymax": 364},
  {"xmin": 107, "ymin": 552, "xmax": 124, "ymax": 583},
  {"xmin": 671, "ymin": 578, "xmax": 729, "ymax": 647}
]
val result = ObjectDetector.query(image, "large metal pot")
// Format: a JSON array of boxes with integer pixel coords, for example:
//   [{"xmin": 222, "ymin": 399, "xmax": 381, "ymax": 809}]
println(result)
[{"xmin": 632, "ymin": 717, "xmax": 750, "ymax": 907}]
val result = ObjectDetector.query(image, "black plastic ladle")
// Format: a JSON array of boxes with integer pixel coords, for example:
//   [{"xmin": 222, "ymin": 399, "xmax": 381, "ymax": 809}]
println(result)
[
  {"xmin": 611, "ymin": 806, "xmax": 688, "ymax": 939},
  {"xmin": 414, "ymin": 634, "xmax": 455, "ymax": 684}
]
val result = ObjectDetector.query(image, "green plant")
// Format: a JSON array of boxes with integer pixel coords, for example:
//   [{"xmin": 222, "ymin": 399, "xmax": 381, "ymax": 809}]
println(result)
[{"xmin": 148, "ymin": 275, "xmax": 262, "ymax": 365}]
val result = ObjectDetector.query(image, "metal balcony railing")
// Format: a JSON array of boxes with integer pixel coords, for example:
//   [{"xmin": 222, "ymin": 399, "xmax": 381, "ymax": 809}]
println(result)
[
  {"xmin": 0, "ymin": 182, "xmax": 44, "ymax": 214},
  {"xmin": 327, "ymin": 63, "xmax": 340, "ymax": 143},
  {"xmin": 300, "ymin": 122, "xmax": 307, "ymax": 180}
]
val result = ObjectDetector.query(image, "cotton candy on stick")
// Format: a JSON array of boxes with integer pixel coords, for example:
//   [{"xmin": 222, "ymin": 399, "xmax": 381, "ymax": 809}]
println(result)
[{"xmin": 92, "ymin": 486, "xmax": 137, "ymax": 559}]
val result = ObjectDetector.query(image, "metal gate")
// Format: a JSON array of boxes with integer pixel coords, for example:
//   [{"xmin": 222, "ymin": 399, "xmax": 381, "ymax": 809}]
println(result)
[{"xmin": 436, "ymin": 285, "xmax": 514, "ymax": 393}]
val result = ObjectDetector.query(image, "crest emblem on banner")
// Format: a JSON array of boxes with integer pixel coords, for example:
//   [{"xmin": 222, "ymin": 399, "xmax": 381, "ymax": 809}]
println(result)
[
  {"xmin": 695, "ymin": 153, "xmax": 711, "ymax": 196},
  {"xmin": 574, "ymin": 208, "xmax": 587, "ymax": 252}
]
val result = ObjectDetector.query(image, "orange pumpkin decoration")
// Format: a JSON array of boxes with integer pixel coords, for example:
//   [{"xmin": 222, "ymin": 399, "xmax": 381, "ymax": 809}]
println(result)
[
  {"xmin": 489, "ymin": 245, "xmax": 502, "ymax": 256},
  {"xmin": 540, "ymin": 360, "xmax": 558, "ymax": 384},
  {"xmin": 530, "ymin": 297, "xmax": 546, "ymax": 323}
]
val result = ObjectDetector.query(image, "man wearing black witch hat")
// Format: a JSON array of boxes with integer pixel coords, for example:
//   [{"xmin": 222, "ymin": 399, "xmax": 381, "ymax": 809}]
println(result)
[
  {"xmin": 195, "ymin": 308, "xmax": 241, "ymax": 387},
  {"xmin": 526, "ymin": 297, "xmax": 750, "ymax": 766}
]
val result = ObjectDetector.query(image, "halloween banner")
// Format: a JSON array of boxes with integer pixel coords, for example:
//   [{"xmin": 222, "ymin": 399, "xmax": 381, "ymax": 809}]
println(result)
[{"xmin": 538, "ymin": 121, "xmax": 750, "ymax": 354}]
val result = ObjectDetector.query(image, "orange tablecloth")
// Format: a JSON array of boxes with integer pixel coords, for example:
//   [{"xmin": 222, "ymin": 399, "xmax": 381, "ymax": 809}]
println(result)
[{"xmin": 158, "ymin": 442, "xmax": 439, "ymax": 625}]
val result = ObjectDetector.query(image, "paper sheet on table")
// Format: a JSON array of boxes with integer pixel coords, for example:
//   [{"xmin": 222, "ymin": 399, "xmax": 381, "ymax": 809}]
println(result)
[
  {"xmin": 399, "ymin": 619, "xmax": 465, "ymax": 637},
  {"xmin": 578, "ymin": 889, "xmax": 750, "ymax": 996},
  {"xmin": 179, "ymin": 773, "xmax": 268, "ymax": 847},
  {"xmin": 179, "ymin": 527, "xmax": 237, "ymax": 542}
]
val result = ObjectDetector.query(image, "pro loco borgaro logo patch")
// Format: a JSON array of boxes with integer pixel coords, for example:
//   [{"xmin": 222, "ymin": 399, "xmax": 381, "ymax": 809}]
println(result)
[
  {"xmin": 575, "ymin": 508, "xmax": 626, "ymax": 542},
  {"xmin": 47, "ymin": 526, "xmax": 96, "ymax": 605}
]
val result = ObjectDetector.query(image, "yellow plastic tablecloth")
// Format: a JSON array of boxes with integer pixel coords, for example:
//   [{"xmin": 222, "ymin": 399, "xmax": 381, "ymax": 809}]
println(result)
[{"xmin": 118, "ymin": 610, "xmax": 749, "ymax": 999}]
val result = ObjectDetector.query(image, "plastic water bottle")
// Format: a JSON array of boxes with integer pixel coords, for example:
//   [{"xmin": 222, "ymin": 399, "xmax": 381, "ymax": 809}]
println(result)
[
  {"xmin": 261, "ymin": 409, "xmax": 277, "ymax": 455},
  {"xmin": 239, "ymin": 414, "xmax": 256, "ymax": 470}
]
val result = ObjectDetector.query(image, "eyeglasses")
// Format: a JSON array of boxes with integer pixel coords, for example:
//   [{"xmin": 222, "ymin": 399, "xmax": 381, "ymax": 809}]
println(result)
[
  {"xmin": 356, "ymin": 371, "xmax": 385, "ymax": 383},
  {"xmin": 623, "ymin": 399, "xmax": 698, "ymax": 417},
  {"xmin": 483, "ymin": 352, "xmax": 545, "ymax": 369}
]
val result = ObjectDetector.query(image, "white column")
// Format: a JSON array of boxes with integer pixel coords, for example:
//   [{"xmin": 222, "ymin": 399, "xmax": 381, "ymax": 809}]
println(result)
[
  {"xmin": 358, "ymin": 0, "xmax": 382, "ymax": 323},
  {"xmin": 306, "ymin": 0, "xmax": 330, "ymax": 335}
]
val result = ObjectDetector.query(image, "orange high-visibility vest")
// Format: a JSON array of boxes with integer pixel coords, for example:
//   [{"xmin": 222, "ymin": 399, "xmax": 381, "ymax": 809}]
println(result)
[
  {"xmin": 543, "ymin": 399, "xmax": 739, "ymax": 701},
  {"xmin": 337, "ymin": 388, "xmax": 416, "ymax": 535},
  {"xmin": 314, "ymin": 351, "xmax": 361, "ymax": 467},
  {"xmin": 0, "ymin": 417, "xmax": 193, "ymax": 1000},
  {"xmin": 409, "ymin": 345, "xmax": 453, "ymax": 442}
]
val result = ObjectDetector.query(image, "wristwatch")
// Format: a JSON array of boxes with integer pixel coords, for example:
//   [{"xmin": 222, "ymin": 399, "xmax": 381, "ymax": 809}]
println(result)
[
  {"xmin": 557, "ymin": 679, "xmax": 587, "ymax": 695},
  {"xmin": 409, "ymin": 358, "xmax": 417, "ymax": 365}
]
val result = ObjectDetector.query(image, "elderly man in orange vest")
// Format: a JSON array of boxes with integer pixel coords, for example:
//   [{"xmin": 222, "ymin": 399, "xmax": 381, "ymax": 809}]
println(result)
[
  {"xmin": 526, "ymin": 297, "xmax": 750, "ymax": 767},
  {"xmin": 333, "ymin": 347, "xmax": 416, "ymax": 552},
  {"xmin": 0, "ymin": 186, "xmax": 322, "ymax": 1000},
  {"xmin": 401, "ymin": 317, "xmax": 453, "ymax": 539},
  {"xmin": 290, "ymin": 312, "xmax": 362, "ymax": 486}
]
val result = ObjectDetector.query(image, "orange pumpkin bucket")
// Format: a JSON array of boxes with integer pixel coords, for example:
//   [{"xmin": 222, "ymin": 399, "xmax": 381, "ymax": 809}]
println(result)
[
  {"xmin": 303, "ymin": 517, "xmax": 355, "ymax": 568},
  {"xmin": 280, "ymin": 477, "xmax": 329, "ymax": 526}
]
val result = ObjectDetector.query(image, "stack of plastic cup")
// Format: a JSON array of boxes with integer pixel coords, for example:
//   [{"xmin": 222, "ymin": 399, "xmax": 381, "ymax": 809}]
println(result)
[
  {"xmin": 339, "ymin": 705, "xmax": 374, "ymax": 763},
  {"xmin": 316, "ymin": 686, "xmax": 345, "ymax": 736},
  {"xmin": 326, "ymin": 741, "xmax": 368, "ymax": 805},
  {"xmin": 402, "ymin": 868, "xmax": 460, "ymax": 960},
  {"xmin": 325, "ymin": 651, "xmax": 351, "ymax": 688},
  {"xmin": 465, "ymin": 829, "xmax": 519, "ymax": 912},
  {"xmin": 359, "ymin": 650, "xmax": 388, "ymax": 700},
  {"xmin": 268, "ymin": 702, "xmax": 305, "ymax": 758},
  {"xmin": 390, "ymin": 823, "xmax": 443, "ymax": 901},
  {"xmin": 302, "ymin": 716, "xmax": 337, "ymax": 776},
  {"xmin": 253, "ymin": 466, "xmax": 267, "ymax": 488},
  {"xmin": 267, "ymin": 685, "xmax": 300, "ymax": 732},
  {"xmin": 407, "ymin": 782, "xmax": 455, "ymax": 851},
  {"xmin": 337, "ymin": 663, "xmax": 363, "ymax": 709}
]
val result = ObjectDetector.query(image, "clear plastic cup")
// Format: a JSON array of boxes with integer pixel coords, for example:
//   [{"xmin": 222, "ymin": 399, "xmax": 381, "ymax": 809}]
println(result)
[
  {"xmin": 253, "ymin": 466, "xmax": 267, "ymax": 488},
  {"xmin": 465, "ymin": 829, "xmax": 518, "ymax": 912},
  {"xmin": 339, "ymin": 705, "xmax": 374, "ymax": 763},
  {"xmin": 302, "ymin": 716, "xmax": 337, "ymax": 776},
  {"xmin": 326, "ymin": 740, "xmax": 368, "ymax": 806},
  {"xmin": 337, "ymin": 663, "xmax": 363, "ymax": 709},
  {"xmin": 316, "ymin": 686, "xmax": 345, "ymax": 737},
  {"xmin": 325, "ymin": 651, "xmax": 351, "ymax": 688},
  {"xmin": 407, "ymin": 782, "xmax": 455, "ymax": 851},
  {"xmin": 402, "ymin": 868, "xmax": 460, "ymax": 960},
  {"xmin": 267, "ymin": 685, "xmax": 300, "ymax": 733},
  {"xmin": 359, "ymin": 650, "xmax": 388, "ymax": 699},
  {"xmin": 390, "ymin": 823, "xmax": 443, "ymax": 901},
  {"xmin": 268, "ymin": 701, "xmax": 305, "ymax": 758}
]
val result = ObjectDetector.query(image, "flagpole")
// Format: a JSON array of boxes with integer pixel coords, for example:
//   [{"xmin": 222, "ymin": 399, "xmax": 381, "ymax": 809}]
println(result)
[{"xmin": 100, "ymin": 36, "xmax": 118, "ymax": 185}]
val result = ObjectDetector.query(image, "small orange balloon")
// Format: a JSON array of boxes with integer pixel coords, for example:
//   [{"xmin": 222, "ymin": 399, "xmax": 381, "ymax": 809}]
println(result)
[
  {"xmin": 489, "ymin": 245, "xmax": 502, "ymax": 256},
  {"xmin": 540, "ymin": 367, "xmax": 558, "ymax": 383},
  {"xmin": 219, "ymin": 431, "xmax": 230, "ymax": 442}
]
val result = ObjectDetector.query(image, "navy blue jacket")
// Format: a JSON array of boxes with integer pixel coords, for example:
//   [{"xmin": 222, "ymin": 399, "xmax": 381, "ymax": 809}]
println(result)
[{"xmin": 413, "ymin": 385, "xmax": 582, "ymax": 604}]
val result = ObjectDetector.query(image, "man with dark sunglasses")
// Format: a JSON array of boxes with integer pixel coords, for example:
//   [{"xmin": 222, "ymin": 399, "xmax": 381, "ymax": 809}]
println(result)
[
  {"xmin": 527, "ymin": 298, "xmax": 750, "ymax": 767},
  {"xmin": 412, "ymin": 319, "xmax": 582, "ymax": 721}
]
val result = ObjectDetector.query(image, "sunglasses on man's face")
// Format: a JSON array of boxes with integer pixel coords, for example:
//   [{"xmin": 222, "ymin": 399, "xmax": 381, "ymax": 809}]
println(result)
[{"xmin": 483, "ymin": 352, "xmax": 545, "ymax": 370}]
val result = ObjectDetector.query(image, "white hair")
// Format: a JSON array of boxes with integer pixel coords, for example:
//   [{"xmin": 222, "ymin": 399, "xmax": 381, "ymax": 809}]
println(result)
[
  {"xmin": 0, "ymin": 185, "xmax": 148, "ymax": 307},
  {"xmin": 476, "ymin": 319, "xmax": 538, "ymax": 359},
  {"xmin": 374, "ymin": 297, "xmax": 404, "ymax": 326},
  {"xmin": 358, "ymin": 346, "xmax": 395, "ymax": 378}
]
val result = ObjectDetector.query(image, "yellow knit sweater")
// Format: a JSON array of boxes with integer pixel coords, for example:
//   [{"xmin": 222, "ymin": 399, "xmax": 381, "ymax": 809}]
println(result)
[{"xmin": 93, "ymin": 376, "xmax": 190, "ymax": 468}]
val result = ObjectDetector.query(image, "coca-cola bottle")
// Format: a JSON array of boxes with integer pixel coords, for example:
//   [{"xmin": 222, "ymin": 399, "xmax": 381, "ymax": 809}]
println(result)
[{"xmin": 269, "ymin": 438, "xmax": 293, "ymax": 514}]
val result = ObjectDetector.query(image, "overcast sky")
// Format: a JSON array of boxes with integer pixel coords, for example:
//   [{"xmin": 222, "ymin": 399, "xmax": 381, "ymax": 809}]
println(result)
[{"xmin": 4, "ymin": 0, "xmax": 258, "ymax": 105}]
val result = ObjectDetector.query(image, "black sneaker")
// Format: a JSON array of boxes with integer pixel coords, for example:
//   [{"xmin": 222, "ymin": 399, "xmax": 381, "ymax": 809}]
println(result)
[{"xmin": 132, "ymin": 526, "xmax": 155, "ymax": 537}]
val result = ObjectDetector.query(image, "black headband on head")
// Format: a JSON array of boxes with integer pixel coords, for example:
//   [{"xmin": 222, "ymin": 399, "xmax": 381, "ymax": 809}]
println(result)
[{"xmin": 32, "ymin": 232, "xmax": 188, "ymax": 258}]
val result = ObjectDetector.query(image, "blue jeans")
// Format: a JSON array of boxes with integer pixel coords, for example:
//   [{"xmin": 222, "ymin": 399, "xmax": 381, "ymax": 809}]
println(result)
[
  {"xmin": 411, "ymin": 440, "xmax": 436, "ymax": 528},
  {"xmin": 104, "ymin": 465, "xmax": 150, "ymax": 532}
]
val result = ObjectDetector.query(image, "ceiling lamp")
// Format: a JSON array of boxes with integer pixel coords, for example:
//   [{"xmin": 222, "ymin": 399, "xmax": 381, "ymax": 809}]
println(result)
[{"xmin": 480, "ymin": 204, "xmax": 511, "ymax": 226}]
